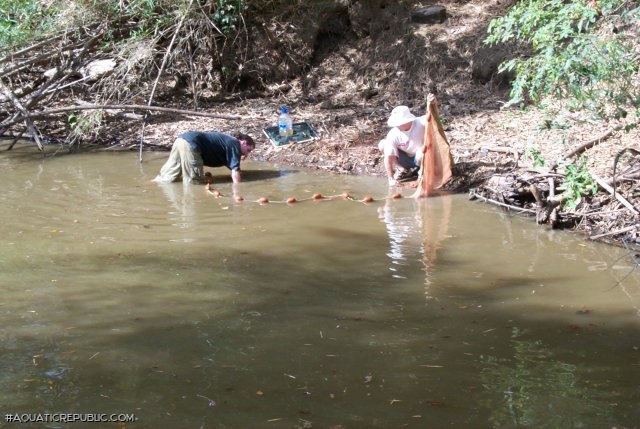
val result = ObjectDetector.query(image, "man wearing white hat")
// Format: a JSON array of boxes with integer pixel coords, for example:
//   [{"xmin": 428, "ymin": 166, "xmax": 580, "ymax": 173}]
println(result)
[{"xmin": 378, "ymin": 99, "xmax": 433, "ymax": 186}]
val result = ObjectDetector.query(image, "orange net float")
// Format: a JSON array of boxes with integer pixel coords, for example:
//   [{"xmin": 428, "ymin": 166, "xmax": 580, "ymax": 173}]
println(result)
[
  {"xmin": 323, "ymin": 191, "xmax": 354, "ymax": 200},
  {"xmin": 202, "ymin": 183, "xmax": 392, "ymax": 205}
]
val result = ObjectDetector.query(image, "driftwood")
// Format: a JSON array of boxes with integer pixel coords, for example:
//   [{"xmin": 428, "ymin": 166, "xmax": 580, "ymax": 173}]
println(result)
[
  {"xmin": 589, "ymin": 225, "xmax": 638, "ymax": 240},
  {"xmin": 0, "ymin": 81, "xmax": 43, "ymax": 150},
  {"xmin": 469, "ymin": 190, "xmax": 536, "ymax": 214},
  {"xmin": 550, "ymin": 127, "xmax": 616, "ymax": 171},
  {"xmin": 530, "ymin": 184, "xmax": 544, "ymax": 222},
  {"xmin": 592, "ymin": 172, "xmax": 640, "ymax": 215},
  {"xmin": 0, "ymin": 16, "xmax": 180, "ymax": 150},
  {"xmin": 2, "ymin": 104, "xmax": 256, "ymax": 128},
  {"xmin": 0, "ymin": 34, "xmax": 103, "ymax": 80},
  {"xmin": 0, "ymin": 26, "xmax": 110, "ymax": 147}
]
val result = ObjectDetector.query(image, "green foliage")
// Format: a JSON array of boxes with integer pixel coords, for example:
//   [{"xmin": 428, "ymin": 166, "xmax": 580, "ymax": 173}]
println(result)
[
  {"xmin": 119, "ymin": 0, "xmax": 157, "ymax": 18},
  {"xmin": 481, "ymin": 327, "xmax": 605, "ymax": 428},
  {"xmin": 485, "ymin": 0, "xmax": 640, "ymax": 125},
  {"xmin": 524, "ymin": 146, "xmax": 546, "ymax": 168},
  {"xmin": 559, "ymin": 156, "xmax": 598, "ymax": 209},
  {"xmin": 0, "ymin": 0, "xmax": 184, "ymax": 48},
  {"xmin": 212, "ymin": 0, "xmax": 245, "ymax": 34},
  {"xmin": 0, "ymin": 0, "xmax": 53, "ymax": 46},
  {"xmin": 67, "ymin": 111, "xmax": 103, "ymax": 142}
]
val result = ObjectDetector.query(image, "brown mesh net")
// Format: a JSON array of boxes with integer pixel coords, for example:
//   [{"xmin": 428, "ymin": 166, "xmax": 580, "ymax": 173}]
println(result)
[{"xmin": 413, "ymin": 95, "xmax": 453, "ymax": 198}]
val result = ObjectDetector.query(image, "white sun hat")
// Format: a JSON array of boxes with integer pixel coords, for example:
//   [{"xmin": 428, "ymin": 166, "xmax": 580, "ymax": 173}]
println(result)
[{"xmin": 387, "ymin": 106, "xmax": 416, "ymax": 127}]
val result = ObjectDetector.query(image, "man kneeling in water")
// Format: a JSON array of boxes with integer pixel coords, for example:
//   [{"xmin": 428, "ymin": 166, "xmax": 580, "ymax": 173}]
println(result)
[{"xmin": 154, "ymin": 131, "xmax": 255, "ymax": 184}]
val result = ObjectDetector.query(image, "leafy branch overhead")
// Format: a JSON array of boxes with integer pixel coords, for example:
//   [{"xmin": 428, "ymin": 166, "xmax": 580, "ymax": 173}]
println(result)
[{"xmin": 485, "ymin": 0, "xmax": 640, "ymax": 127}]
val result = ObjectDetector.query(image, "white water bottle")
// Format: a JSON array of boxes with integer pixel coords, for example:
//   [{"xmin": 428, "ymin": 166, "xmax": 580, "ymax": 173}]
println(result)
[{"xmin": 278, "ymin": 106, "xmax": 293, "ymax": 137}]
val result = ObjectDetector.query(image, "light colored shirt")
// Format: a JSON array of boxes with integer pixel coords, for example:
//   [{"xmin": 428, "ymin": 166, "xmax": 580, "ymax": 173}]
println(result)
[{"xmin": 380, "ymin": 115, "xmax": 427, "ymax": 158}]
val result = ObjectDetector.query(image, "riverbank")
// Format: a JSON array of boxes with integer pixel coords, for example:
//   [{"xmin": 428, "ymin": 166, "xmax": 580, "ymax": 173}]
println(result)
[
  {"xmin": 1, "ymin": 0, "xmax": 637, "ymax": 251},
  {"xmin": 127, "ymin": 92, "xmax": 638, "ymax": 250}
]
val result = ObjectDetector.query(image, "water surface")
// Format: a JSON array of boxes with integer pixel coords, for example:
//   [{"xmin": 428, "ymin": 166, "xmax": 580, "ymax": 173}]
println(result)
[{"xmin": 0, "ymin": 143, "xmax": 639, "ymax": 429}]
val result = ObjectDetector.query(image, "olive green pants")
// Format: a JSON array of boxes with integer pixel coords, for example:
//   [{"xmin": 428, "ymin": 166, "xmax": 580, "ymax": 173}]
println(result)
[{"xmin": 154, "ymin": 138, "xmax": 204, "ymax": 184}]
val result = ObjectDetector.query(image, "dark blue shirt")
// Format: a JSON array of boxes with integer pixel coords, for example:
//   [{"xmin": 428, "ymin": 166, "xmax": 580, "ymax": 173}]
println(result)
[{"xmin": 180, "ymin": 131, "xmax": 242, "ymax": 171}]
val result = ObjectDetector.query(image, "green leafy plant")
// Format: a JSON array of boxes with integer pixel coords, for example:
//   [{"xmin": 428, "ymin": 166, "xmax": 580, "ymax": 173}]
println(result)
[
  {"xmin": 0, "ymin": 0, "xmax": 51, "ymax": 46},
  {"xmin": 212, "ymin": 0, "xmax": 245, "ymax": 34},
  {"xmin": 67, "ymin": 111, "xmax": 103, "ymax": 143},
  {"xmin": 485, "ymin": 0, "xmax": 640, "ymax": 125},
  {"xmin": 524, "ymin": 146, "xmax": 546, "ymax": 168},
  {"xmin": 559, "ymin": 156, "xmax": 598, "ymax": 209}
]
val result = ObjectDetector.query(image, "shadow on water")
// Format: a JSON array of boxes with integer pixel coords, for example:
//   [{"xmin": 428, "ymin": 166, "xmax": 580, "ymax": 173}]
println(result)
[
  {"xmin": 6, "ymin": 242, "xmax": 638, "ymax": 428},
  {"xmin": 1, "ymin": 150, "xmax": 639, "ymax": 429}
]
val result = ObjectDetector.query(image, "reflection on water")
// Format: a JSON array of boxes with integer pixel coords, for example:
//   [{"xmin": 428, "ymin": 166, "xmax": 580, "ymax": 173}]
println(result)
[
  {"xmin": 378, "ymin": 192, "xmax": 452, "ymax": 302},
  {"xmin": 481, "ymin": 328, "xmax": 588, "ymax": 428},
  {"xmin": 156, "ymin": 181, "xmax": 199, "ymax": 232},
  {"xmin": 0, "ymin": 143, "xmax": 639, "ymax": 429},
  {"xmin": 377, "ymin": 194, "xmax": 422, "ymax": 273}
]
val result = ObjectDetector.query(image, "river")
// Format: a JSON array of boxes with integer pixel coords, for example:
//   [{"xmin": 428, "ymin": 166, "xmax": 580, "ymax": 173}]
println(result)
[{"xmin": 1, "ymin": 142, "xmax": 638, "ymax": 428}]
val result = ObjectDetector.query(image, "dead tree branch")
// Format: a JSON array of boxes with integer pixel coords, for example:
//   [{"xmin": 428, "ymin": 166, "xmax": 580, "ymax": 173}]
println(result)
[
  {"xmin": 592, "ymin": 172, "xmax": 640, "ymax": 215},
  {"xmin": 1, "ymin": 104, "xmax": 258, "ymax": 130},
  {"xmin": 140, "ymin": 0, "xmax": 194, "ymax": 162},
  {"xmin": 550, "ymin": 127, "xmax": 617, "ymax": 171},
  {"xmin": 0, "ymin": 80, "xmax": 43, "ymax": 150}
]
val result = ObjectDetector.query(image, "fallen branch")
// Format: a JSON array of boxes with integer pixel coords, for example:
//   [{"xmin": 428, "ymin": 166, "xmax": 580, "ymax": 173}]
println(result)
[
  {"xmin": 579, "ymin": 208, "xmax": 628, "ymax": 217},
  {"xmin": 523, "ymin": 171, "xmax": 565, "ymax": 179},
  {"xmin": 612, "ymin": 147, "xmax": 640, "ymax": 198},
  {"xmin": 0, "ymin": 80, "xmax": 43, "ymax": 150},
  {"xmin": 546, "ymin": 193, "xmax": 568, "ymax": 205},
  {"xmin": 529, "ymin": 184, "xmax": 547, "ymax": 224},
  {"xmin": 550, "ymin": 127, "xmax": 617, "ymax": 171},
  {"xmin": 0, "ymin": 34, "xmax": 67, "ymax": 65},
  {"xmin": 481, "ymin": 145, "xmax": 521, "ymax": 163},
  {"xmin": 1, "ymin": 104, "xmax": 257, "ymax": 129},
  {"xmin": 140, "ymin": 0, "xmax": 194, "ymax": 162},
  {"xmin": 605, "ymin": 172, "xmax": 640, "ymax": 186},
  {"xmin": 548, "ymin": 176, "xmax": 558, "ymax": 226},
  {"xmin": 589, "ymin": 225, "xmax": 637, "ymax": 240},
  {"xmin": 591, "ymin": 172, "xmax": 639, "ymax": 215},
  {"xmin": 469, "ymin": 190, "xmax": 536, "ymax": 214},
  {"xmin": 0, "ymin": 37, "xmax": 95, "ymax": 79}
]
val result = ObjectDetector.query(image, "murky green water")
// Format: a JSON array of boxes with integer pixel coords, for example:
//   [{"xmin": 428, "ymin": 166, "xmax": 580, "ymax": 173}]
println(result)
[{"xmin": 1, "ymin": 142, "xmax": 639, "ymax": 429}]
